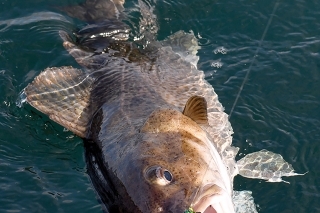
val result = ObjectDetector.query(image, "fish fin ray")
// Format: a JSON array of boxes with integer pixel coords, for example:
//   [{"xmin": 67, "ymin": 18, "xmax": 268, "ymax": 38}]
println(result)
[
  {"xmin": 182, "ymin": 95, "xmax": 209, "ymax": 125},
  {"xmin": 237, "ymin": 150, "xmax": 306, "ymax": 182},
  {"xmin": 24, "ymin": 66, "xmax": 95, "ymax": 138}
]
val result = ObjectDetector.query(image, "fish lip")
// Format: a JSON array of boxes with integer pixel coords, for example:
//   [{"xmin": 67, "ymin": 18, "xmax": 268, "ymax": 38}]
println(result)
[
  {"xmin": 192, "ymin": 194, "xmax": 218, "ymax": 213},
  {"xmin": 191, "ymin": 184, "xmax": 235, "ymax": 213},
  {"xmin": 191, "ymin": 184, "xmax": 221, "ymax": 207}
]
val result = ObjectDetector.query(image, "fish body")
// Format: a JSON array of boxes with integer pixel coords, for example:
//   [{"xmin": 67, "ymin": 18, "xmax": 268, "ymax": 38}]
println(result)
[
  {"xmin": 22, "ymin": 0, "xmax": 304, "ymax": 212},
  {"xmin": 25, "ymin": 29, "xmax": 237, "ymax": 212}
]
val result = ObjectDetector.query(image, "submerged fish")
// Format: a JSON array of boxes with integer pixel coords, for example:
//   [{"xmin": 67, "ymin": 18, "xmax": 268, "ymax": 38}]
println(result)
[{"xmin": 21, "ymin": 0, "xmax": 304, "ymax": 212}]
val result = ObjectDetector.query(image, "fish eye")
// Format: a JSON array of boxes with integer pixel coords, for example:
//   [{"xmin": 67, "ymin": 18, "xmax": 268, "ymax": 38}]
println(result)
[
  {"xmin": 163, "ymin": 170, "xmax": 173, "ymax": 182},
  {"xmin": 145, "ymin": 166, "xmax": 173, "ymax": 185}
]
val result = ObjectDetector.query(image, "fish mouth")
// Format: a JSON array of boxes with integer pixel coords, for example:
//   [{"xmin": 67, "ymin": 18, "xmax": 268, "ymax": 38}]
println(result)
[{"xmin": 191, "ymin": 184, "xmax": 235, "ymax": 213}]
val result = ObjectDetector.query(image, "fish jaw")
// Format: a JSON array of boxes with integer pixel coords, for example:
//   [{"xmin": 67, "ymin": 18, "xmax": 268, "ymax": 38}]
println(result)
[{"xmin": 192, "ymin": 190, "xmax": 235, "ymax": 213}]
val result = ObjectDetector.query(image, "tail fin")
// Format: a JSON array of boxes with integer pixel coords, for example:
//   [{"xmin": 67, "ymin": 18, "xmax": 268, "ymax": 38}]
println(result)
[{"xmin": 60, "ymin": 0, "xmax": 125, "ymax": 22}]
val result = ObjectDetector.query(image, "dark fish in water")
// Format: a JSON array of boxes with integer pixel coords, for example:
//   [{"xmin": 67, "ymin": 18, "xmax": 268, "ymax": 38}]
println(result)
[{"xmin": 21, "ymin": 0, "xmax": 305, "ymax": 212}]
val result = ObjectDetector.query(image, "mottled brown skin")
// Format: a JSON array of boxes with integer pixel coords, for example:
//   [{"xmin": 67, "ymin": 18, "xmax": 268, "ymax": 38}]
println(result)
[{"xmin": 137, "ymin": 109, "xmax": 210, "ymax": 211}]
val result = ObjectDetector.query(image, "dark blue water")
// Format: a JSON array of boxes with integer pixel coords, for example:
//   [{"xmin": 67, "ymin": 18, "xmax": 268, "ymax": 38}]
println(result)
[{"xmin": 0, "ymin": 0, "xmax": 319, "ymax": 212}]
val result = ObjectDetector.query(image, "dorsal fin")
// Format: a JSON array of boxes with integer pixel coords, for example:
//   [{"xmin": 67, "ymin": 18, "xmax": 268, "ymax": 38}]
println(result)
[
  {"xmin": 182, "ymin": 96, "xmax": 208, "ymax": 125},
  {"xmin": 24, "ymin": 67, "xmax": 95, "ymax": 138}
]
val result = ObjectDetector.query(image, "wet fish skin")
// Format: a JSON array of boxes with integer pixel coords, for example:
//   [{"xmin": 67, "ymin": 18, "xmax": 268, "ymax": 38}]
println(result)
[{"xmin": 23, "ymin": 1, "xmax": 237, "ymax": 212}]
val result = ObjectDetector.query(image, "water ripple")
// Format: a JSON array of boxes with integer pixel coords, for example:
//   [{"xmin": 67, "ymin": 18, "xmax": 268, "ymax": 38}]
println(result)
[{"xmin": 0, "ymin": 12, "xmax": 72, "ymax": 32}]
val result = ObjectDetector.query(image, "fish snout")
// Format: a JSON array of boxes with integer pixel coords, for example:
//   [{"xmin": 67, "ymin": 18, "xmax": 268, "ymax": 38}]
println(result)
[{"xmin": 191, "ymin": 184, "xmax": 235, "ymax": 213}]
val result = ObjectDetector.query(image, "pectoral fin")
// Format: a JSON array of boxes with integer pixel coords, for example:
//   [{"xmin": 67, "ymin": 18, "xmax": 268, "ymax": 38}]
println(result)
[
  {"xmin": 237, "ymin": 149, "xmax": 306, "ymax": 183},
  {"xmin": 24, "ymin": 66, "xmax": 95, "ymax": 138},
  {"xmin": 182, "ymin": 96, "xmax": 209, "ymax": 125}
]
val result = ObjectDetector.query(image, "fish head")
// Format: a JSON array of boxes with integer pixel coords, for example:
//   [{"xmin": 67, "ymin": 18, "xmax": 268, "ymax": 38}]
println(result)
[{"xmin": 129, "ymin": 103, "xmax": 235, "ymax": 213}]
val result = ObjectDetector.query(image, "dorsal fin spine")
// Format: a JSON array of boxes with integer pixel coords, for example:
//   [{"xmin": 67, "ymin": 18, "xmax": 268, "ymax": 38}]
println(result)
[{"xmin": 182, "ymin": 95, "xmax": 209, "ymax": 125}]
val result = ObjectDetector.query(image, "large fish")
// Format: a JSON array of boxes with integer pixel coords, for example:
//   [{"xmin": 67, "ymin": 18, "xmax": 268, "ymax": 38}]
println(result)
[{"xmin": 21, "ymin": 0, "xmax": 304, "ymax": 212}]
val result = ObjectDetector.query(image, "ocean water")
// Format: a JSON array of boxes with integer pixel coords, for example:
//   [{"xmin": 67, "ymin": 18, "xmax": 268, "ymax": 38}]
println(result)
[{"xmin": 0, "ymin": 0, "xmax": 319, "ymax": 212}]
